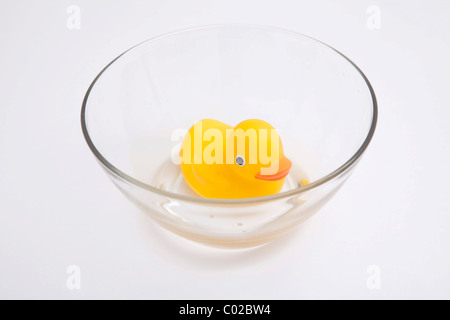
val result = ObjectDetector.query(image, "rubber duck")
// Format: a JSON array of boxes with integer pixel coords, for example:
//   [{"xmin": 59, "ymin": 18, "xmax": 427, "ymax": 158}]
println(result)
[{"xmin": 180, "ymin": 119, "xmax": 292, "ymax": 199}]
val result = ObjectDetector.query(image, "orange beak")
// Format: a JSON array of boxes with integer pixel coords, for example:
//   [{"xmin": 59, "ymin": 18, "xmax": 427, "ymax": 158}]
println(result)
[{"xmin": 255, "ymin": 156, "xmax": 292, "ymax": 181}]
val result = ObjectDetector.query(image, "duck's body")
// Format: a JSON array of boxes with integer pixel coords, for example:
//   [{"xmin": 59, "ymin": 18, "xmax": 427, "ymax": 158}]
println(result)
[{"xmin": 180, "ymin": 119, "xmax": 292, "ymax": 199}]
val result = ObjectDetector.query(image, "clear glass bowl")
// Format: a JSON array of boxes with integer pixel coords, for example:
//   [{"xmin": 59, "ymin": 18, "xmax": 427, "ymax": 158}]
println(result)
[{"xmin": 81, "ymin": 25, "xmax": 377, "ymax": 248}]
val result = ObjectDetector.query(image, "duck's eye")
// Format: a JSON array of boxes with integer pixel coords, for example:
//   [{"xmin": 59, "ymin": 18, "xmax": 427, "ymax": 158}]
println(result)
[{"xmin": 235, "ymin": 155, "xmax": 245, "ymax": 166}]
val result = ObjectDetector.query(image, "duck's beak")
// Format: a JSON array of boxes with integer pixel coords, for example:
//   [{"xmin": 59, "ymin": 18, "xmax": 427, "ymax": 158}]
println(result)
[{"xmin": 255, "ymin": 156, "xmax": 292, "ymax": 181}]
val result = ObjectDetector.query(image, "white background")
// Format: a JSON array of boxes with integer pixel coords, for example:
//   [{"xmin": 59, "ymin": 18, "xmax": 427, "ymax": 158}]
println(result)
[{"xmin": 1, "ymin": 0, "xmax": 449, "ymax": 299}]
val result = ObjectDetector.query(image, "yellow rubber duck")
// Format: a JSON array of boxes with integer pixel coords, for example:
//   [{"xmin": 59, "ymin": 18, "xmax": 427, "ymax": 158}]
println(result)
[{"xmin": 180, "ymin": 119, "xmax": 292, "ymax": 199}]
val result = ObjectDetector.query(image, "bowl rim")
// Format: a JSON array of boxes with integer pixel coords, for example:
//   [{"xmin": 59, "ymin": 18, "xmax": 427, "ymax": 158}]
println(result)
[{"xmin": 81, "ymin": 24, "xmax": 378, "ymax": 205}]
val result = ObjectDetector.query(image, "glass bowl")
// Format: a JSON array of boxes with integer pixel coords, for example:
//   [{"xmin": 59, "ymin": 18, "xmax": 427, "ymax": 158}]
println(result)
[{"xmin": 81, "ymin": 25, "xmax": 377, "ymax": 248}]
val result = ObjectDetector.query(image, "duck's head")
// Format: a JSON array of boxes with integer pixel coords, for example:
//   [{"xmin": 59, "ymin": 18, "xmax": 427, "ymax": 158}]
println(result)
[{"xmin": 228, "ymin": 119, "xmax": 292, "ymax": 182}]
